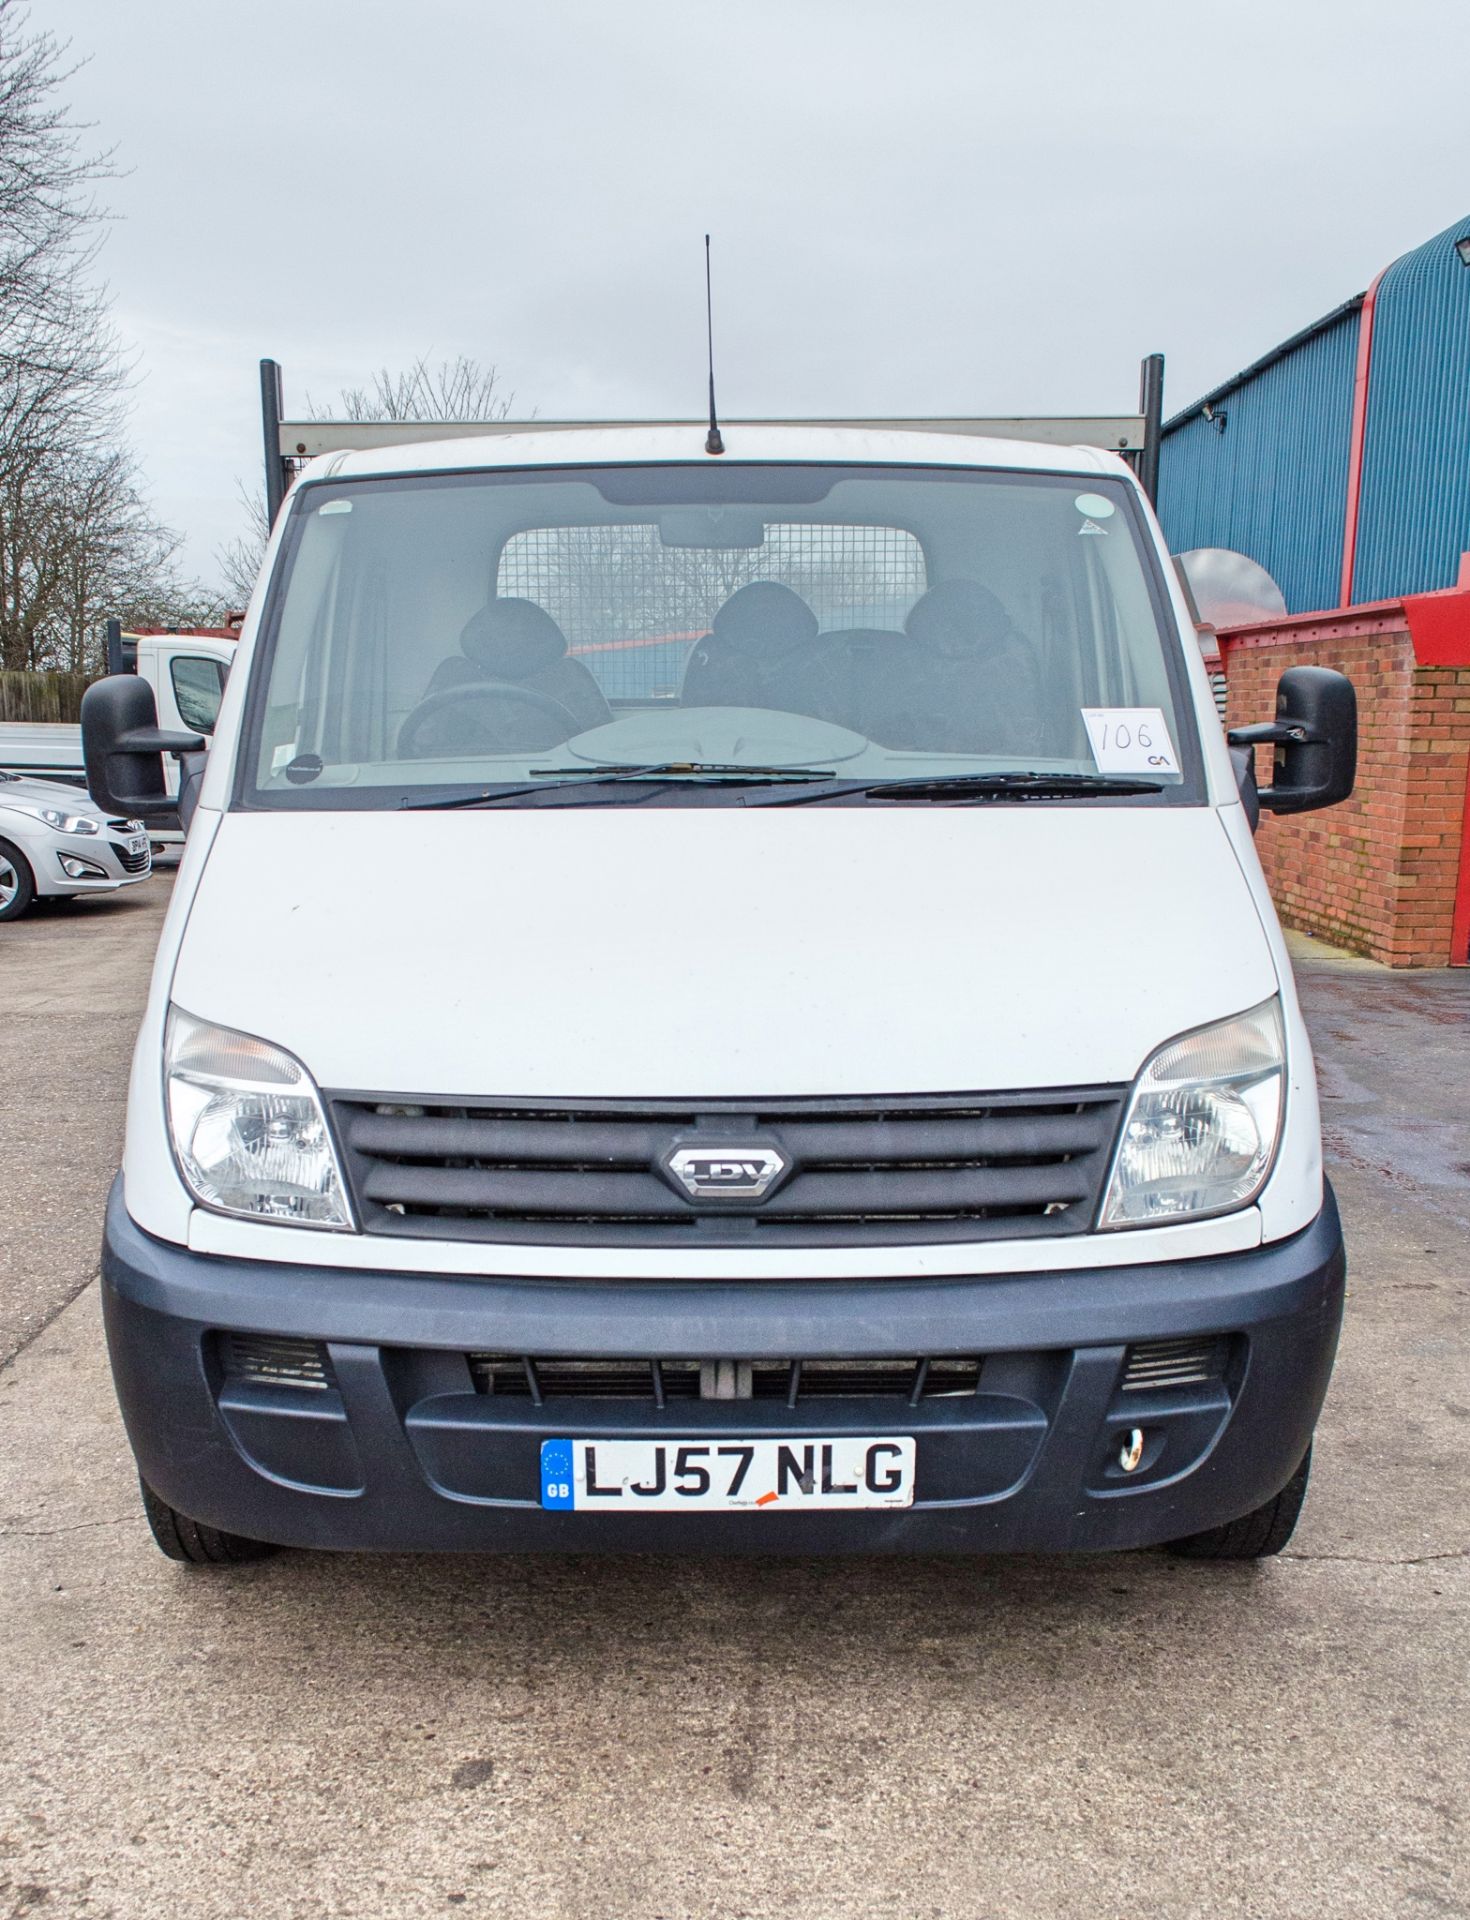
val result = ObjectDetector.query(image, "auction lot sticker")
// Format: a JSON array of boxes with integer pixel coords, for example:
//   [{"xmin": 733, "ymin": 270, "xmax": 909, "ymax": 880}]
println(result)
[{"xmin": 1081, "ymin": 707, "xmax": 1179, "ymax": 775}]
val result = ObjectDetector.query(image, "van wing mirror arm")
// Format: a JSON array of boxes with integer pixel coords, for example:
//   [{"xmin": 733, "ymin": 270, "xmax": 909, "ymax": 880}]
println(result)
[
  {"xmin": 1226, "ymin": 720, "xmax": 1314, "ymax": 749},
  {"xmin": 1228, "ymin": 743, "xmax": 1261, "ymax": 832},
  {"xmin": 113, "ymin": 726, "xmax": 208, "ymax": 832},
  {"xmin": 175, "ymin": 749, "xmax": 208, "ymax": 833},
  {"xmin": 116, "ymin": 726, "xmax": 207, "ymax": 756}
]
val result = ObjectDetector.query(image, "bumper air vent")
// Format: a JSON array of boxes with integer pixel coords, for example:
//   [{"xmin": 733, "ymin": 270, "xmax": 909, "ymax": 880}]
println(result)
[
  {"xmin": 331, "ymin": 1087, "xmax": 1126, "ymax": 1250},
  {"xmin": 1121, "ymin": 1336, "xmax": 1226, "ymax": 1393},
  {"xmin": 467, "ymin": 1354, "xmax": 982, "ymax": 1406},
  {"xmin": 469, "ymin": 1356, "xmax": 703, "ymax": 1402},
  {"xmin": 219, "ymin": 1332, "xmax": 332, "ymax": 1391}
]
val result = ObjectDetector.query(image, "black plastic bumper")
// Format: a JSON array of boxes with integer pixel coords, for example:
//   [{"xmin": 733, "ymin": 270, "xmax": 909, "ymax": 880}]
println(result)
[{"xmin": 100, "ymin": 1178, "xmax": 1345, "ymax": 1555}]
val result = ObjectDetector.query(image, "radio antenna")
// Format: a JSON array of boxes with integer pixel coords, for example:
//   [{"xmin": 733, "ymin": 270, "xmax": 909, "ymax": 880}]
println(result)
[{"xmin": 703, "ymin": 234, "xmax": 724, "ymax": 456}]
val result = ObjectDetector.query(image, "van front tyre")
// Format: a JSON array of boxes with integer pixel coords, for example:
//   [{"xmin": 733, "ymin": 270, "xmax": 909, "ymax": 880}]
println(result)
[
  {"xmin": 1165, "ymin": 1445, "xmax": 1312, "ymax": 1560},
  {"xmin": 0, "ymin": 839, "xmax": 35, "ymax": 920},
  {"xmin": 139, "ymin": 1477, "xmax": 279, "ymax": 1565}
]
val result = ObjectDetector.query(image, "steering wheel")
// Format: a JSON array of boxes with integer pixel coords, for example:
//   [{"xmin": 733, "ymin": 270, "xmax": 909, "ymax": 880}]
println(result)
[{"xmin": 397, "ymin": 681, "xmax": 583, "ymax": 759}]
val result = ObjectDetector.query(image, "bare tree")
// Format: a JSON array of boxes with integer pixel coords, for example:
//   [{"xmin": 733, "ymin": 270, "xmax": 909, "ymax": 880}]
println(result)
[
  {"xmin": 314, "ymin": 354, "xmax": 520, "ymax": 425},
  {"xmin": 215, "ymin": 478, "xmax": 271, "ymax": 609},
  {"xmin": 0, "ymin": 441, "xmax": 222, "ymax": 670},
  {"xmin": 217, "ymin": 355, "xmax": 526, "ymax": 604},
  {"xmin": 0, "ymin": 2, "xmax": 208, "ymax": 674},
  {"xmin": 0, "ymin": 6, "xmax": 114, "ymax": 414}
]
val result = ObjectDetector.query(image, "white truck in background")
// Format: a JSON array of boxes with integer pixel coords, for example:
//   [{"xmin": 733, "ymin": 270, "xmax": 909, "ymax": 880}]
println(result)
[{"xmin": 0, "ymin": 624, "xmax": 236, "ymax": 840}]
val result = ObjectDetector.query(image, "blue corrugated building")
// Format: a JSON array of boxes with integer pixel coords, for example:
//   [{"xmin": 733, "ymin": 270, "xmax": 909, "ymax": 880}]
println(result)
[{"xmin": 1157, "ymin": 216, "xmax": 1470, "ymax": 613}]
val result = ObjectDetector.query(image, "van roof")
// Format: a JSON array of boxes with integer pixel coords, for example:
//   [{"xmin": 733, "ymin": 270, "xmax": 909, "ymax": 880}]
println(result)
[{"xmin": 291, "ymin": 421, "xmax": 1136, "ymax": 487}]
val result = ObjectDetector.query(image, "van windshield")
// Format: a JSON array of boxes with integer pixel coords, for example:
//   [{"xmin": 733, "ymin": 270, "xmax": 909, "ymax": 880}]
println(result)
[{"xmin": 243, "ymin": 463, "xmax": 1196, "ymax": 807}]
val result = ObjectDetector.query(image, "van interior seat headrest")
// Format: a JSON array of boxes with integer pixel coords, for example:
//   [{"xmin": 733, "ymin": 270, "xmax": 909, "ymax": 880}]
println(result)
[
  {"xmin": 710, "ymin": 581, "xmax": 819, "ymax": 655},
  {"xmin": 904, "ymin": 580, "xmax": 1016, "ymax": 655},
  {"xmin": 460, "ymin": 599, "xmax": 570, "ymax": 678}
]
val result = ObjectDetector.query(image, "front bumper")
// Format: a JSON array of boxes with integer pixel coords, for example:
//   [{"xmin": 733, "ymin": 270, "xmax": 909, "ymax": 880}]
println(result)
[
  {"xmin": 35, "ymin": 831, "xmax": 151, "ymax": 897},
  {"xmin": 101, "ymin": 1178, "xmax": 1345, "ymax": 1555}
]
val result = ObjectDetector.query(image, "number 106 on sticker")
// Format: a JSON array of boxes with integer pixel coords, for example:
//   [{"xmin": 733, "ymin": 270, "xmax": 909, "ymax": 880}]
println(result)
[{"xmin": 1081, "ymin": 706, "xmax": 1179, "ymax": 775}]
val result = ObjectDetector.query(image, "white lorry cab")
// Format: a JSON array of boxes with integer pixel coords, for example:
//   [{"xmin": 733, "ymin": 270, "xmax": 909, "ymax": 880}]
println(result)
[
  {"xmin": 82, "ymin": 401, "xmax": 1356, "ymax": 1568},
  {"xmin": 0, "ymin": 624, "xmax": 236, "ymax": 916},
  {"xmin": 0, "ymin": 626, "xmax": 235, "ymax": 795}
]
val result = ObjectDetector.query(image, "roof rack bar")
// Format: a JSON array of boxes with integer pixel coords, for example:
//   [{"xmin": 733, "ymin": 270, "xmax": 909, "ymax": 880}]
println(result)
[
  {"xmin": 276, "ymin": 414, "xmax": 1147, "ymax": 462},
  {"xmin": 261, "ymin": 353, "xmax": 1162, "ymax": 507}
]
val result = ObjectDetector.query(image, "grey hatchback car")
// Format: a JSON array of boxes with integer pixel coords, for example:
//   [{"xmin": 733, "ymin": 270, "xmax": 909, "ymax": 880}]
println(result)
[{"xmin": 0, "ymin": 770, "xmax": 150, "ymax": 920}]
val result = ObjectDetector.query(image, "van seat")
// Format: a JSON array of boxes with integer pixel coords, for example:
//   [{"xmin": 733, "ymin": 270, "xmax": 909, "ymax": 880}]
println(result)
[{"xmin": 422, "ymin": 599, "xmax": 612, "ymax": 736}]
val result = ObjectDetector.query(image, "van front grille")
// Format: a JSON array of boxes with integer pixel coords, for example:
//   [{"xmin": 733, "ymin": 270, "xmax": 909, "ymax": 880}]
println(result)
[
  {"xmin": 467, "ymin": 1354, "xmax": 983, "ymax": 1405},
  {"xmin": 331, "ymin": 1088, "xmax": 1125, "ymax": 1248}
]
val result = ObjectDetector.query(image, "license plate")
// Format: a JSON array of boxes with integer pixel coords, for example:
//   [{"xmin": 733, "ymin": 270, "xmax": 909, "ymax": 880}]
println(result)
[
  {"xmin": 127, "ymin": 834, "xmax": 148, "ymax": 856},
  {"xmin": 539, "ymin": 1436, "xmax": 915, "ymax": 1512}
]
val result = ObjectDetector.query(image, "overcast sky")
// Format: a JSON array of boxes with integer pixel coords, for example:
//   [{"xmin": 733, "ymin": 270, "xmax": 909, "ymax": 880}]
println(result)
[{"xmin": 47, "ymin": 0, "xmax": 1470, "ymax": 586}]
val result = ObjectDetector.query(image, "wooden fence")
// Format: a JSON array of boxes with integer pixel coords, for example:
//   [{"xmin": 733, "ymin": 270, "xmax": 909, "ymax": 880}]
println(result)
[{"xmin": 0, "ymin": 670, "xmax": 92, "ymax": 724}]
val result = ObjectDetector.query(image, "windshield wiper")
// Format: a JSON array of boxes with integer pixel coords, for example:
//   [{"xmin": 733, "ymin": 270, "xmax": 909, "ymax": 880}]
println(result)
[
  {"xmin": 398, "ymin": 763, "xmax": 839, "ymax": 810},
  {"xmin": 743, "ymin": 771, "xmax": 1167, "ymax": 807}
]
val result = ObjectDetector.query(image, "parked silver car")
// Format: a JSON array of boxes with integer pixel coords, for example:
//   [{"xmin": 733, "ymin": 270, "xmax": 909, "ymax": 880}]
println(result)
[{"xmin": 0, "ymin": 771, "xmax": 150, "ymax": 920}]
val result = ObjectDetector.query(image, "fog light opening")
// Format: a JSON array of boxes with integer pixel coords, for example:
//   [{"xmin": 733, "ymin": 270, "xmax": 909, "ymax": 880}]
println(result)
[
  {"xmin": 1118, "ymin": 1427, "xmax": 1146, "ymax": 1474},
  {"xmin": 59, "ymin": 854, "xmax": 107, "ymax": 880}
]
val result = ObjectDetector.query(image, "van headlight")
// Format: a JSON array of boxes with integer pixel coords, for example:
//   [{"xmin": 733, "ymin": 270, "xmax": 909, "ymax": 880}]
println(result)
[
  {"xmin": 1099, "ymin": 998, "xmax": 1285, "ymax": 1228},
  {"xmin": 165, "ymin": 1007, "xmax": 353, "ymax": 1229}
]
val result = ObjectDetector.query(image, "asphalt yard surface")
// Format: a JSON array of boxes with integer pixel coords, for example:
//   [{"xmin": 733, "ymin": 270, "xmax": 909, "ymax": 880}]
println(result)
[{"xmin": 1, "ymin": 883, "xmax": 1466, "ymax": 1920}]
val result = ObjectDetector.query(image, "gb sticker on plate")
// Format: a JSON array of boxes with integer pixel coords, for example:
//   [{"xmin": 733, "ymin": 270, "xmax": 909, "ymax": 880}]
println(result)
[
  {"xmin": 1081, "ymin": 707, "xmax": 1179, "ymax": 776},
  {"xmin": 541, "ymin": 1439, "xmax": 575, "ymax": 1510}
]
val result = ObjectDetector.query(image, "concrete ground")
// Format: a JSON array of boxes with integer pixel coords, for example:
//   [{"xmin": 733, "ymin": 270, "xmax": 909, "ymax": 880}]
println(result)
[
  {"xmin": 0, "ymin": 876, "xmax": 169, "ymax": 1368},
  {"xmin": 0, "ymin": 885, "xmax": 1466, "ymax": 1920}
]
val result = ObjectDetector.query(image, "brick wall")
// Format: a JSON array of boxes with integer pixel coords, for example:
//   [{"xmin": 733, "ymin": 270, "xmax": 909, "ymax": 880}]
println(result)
[
  {"xmin": 1403, "ymin": 665, "xmax": 1470, "ymax": 962},
  {"xmin": 1220, "ymin": 592, "xmax": 1470, "ymax": 967}
]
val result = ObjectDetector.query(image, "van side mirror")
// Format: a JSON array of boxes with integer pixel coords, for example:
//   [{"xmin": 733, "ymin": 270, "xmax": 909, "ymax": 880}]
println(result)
[
  {"xmin": 81, "ymin": 674, "xmax": 206, "ymax": 827},
  {"xmin": 1227, "ymin": 665, "xmax": 1356, "ymax": 817}
]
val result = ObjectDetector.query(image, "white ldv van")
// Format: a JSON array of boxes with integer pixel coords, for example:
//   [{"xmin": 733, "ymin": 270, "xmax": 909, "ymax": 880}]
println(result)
[{"xmin": 82, "ymin": 425, "xmax": 1355, "ymax": 1567}]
